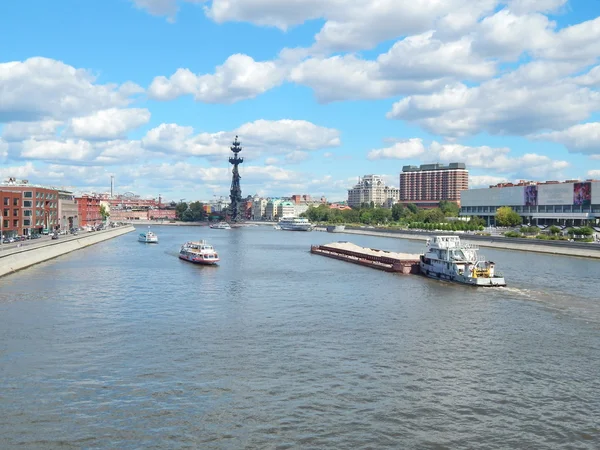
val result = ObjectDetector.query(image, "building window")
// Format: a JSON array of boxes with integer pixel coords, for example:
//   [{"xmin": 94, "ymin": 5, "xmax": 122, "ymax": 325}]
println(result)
[
  {"xmin": 3, "ymin": 209, "xmax": 8, "ymax": 217},
  {"xmin": 24, "ymin": 219, "xmax": 31, "ymax": 226},
  {"xmin": 13, "ymin": 219, "xmax": 18, "ymax": 227},
  {"xmin": 3, "ymin": 220, "xmax": 8, "ymax": 228},
  {"xmin": 24, "ymin": 210, "xmax": 32, "ymax": 217},
  {"xmin": 13, "ymin": 197, "xmax": 19, "ymax": 206},
  {"xmin": 3, "ymin": 197, "xmax": 8, "ymax": 206},
  {"xmin": 24, "ymin": 200, "xmax": 32, "ymax": 207},
  {"xmin": 13, "ymin": 209, "xmax": 18, "ymax": 217},
  {"xmin": 24, "ymin": 191, "xmax": 33, "ymax": 198}
]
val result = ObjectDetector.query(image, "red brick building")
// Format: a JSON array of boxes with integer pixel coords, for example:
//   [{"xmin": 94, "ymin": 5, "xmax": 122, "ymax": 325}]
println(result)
[
  {"xmin": 1, "ymin": 189, "xmax": 24, "ymax": 238},
  {"xmin": 76, "ymin": 195, "xmax": 102, "ymax": 227},
  {"xmin": 400, "ymin": 163, "xmax": 469, "ymax": 208},
  {"xmin": 1, "ymin": 179, "xmax": 59, "ymax": 235}
]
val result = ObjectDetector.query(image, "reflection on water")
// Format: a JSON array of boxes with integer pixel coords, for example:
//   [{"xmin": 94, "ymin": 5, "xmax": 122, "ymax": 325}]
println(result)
[{"xmin": 0, "ymin": 225, "xmax": 599, "ymax": 448}]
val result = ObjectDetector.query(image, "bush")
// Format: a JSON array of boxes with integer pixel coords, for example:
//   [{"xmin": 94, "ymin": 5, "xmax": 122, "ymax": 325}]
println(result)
[{"xmin": 504, "ymin": 231, "xmax": 522, "ymax": 238}]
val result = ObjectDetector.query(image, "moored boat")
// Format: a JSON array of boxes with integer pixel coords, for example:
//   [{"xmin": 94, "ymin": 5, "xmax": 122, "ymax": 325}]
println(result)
[
  {"xmin": 326, "ymin": 225, "xmax": 346, "ymax": 233},
  {"xmin": 179, "ymin": 240, "xmax": 220, "ymax": 265},
  {"xmin": 419, "ymin": 235, "xmax": 506, "ymax": 287},
  {"xmin": 138, "ymin": 227, "xmax": 158, "ymax": 243}
]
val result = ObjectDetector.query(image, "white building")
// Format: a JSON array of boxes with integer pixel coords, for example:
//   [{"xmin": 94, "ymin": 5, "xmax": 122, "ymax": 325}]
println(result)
[
  {"xmin": 277, "ymin": 201, "xmax": 296, "ymax": 218},
  {"xmin": 251, "ymin": 196, "xmax": 267, "ymax": 220},
  {"xmin": 265, "ymin": 199, "xmax": 282, "ymax": 220},
  {"xmin": 348, "ymin": 175, "xmax": 400, "ymax": 208}
]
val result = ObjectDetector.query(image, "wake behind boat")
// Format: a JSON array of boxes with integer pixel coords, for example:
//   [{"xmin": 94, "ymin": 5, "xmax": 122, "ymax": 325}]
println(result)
[
  {"xmin": 179, "ymin": 240, "xmax": 220, "ymax": 265},
  {"xmin": 419, "ymin": 235, "xmax": 506, "ymax": 287},
  {"xmin": 138, "ymin": 227, "xmax": 158, "ymax": 243}
]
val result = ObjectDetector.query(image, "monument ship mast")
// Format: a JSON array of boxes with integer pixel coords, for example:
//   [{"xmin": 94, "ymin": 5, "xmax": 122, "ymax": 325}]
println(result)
[{"xmin": 228, "ymin": 135, "xmax": 244, "ymax": 222}]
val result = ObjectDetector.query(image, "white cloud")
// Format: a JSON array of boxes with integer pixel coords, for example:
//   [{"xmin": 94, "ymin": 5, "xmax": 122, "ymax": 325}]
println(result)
[
  {"xmin": 469, "ymin": 175, "xmax": 509, "ymax": 188},
  {"xmin": 0, "ymin": 57, "xmax": 143, "ymax": 122},
  {"xmin": 366, "ymin": 137, "xmax": 569, "ymax": 179},
  {"xmin": 588, "ymin": 170, "xmax": 600, "ymax": 178},
  {"xmin": 531, "ymin": 122, "xmax": 600, "ymax": 156},
  {"xmin": 387, "ymin": 61, "xmax": 600, "ymax": 137},
  {"xmin": 148, "ymin": 54, "xmax": 285, "ymax": 103},
  {"xmin": 65, "ymin": 108, "xmax": 151, "ymax": 140},
  {"xmin": 0, "ymin": 139, "xmax": 7, "ymax": 160},
  {"xmin": 264, "ymin": 157, "xmax": 279, "ymax": 165},
  {"xmin": 2, "ymin": 120, "xmax": 63, "ymax": 142},
  {"xmin": 284, "ymin": 150, "xmax": 309, "ymax": 163},
  {"xmin": 507, "ymin": 0, "xmax": 567, "ymax": 14},
  {"xmin": 236, "ymin": 119, "xmax": 340, "ymax": 150},
  {"xmin": 20, "ymin": 139, "xmax": 97, "ymax": 163},
  {"xmin": 367, "ymin": 139, "xmax": 426, "ymax": 160},
  {"xmin": 573, "ymin": 65, "xmax": 600, "ymax": 87}
]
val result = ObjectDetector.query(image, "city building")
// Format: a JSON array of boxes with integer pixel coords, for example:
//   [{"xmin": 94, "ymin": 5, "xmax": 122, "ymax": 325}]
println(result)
[
  {"xmin": 277, "ymin": 201, "xmax": 296, "ymax": 218},
  {"xmin": 460, "ymin": 179, "xmax": 600, "ymax": 226},
  {"xmin": 347, "ymin": 175, "xmax": 400, "ymax": 208},
  {"xmin": 1, "ymin": 178, "xmax": 59, "ymax": 235},
  {"xmin": 265, "ymin": 199, "xmax": 282, "ymax": 220},
  {"xmin": 58, "ymin": 189, "xmax": 78, "ymax": 231},
  {"xmin": 400, "ymin": 163, "xmax": 468, "ymax": 208},
  {"xmin": 252, "ymin": 196, "xmax": 267, "ymax": 220},
  {"xmin": 76, "ymin": 194, "xmax": 102, "ymax": 227},
  {"xmin": 1, "ymin": 189, "xmax": 23, "ymax": 238}
]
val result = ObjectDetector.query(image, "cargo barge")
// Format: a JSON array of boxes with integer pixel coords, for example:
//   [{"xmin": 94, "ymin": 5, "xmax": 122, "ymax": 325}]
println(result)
[{"xmin": 310, "ymin": 241, "xmax": 421, "ymax": 274}]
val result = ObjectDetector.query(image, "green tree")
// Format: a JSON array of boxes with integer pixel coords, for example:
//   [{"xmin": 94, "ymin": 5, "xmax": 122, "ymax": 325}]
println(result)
[
  {"xmin": 438, "ymin": 200, "xmax": 460, "ymax": 217},
  {"xmin": 495, "ymin": 206, "xmax": 522, "ymax": 227},
  {"xmin": 391, "ymin": 203, "xmax": 404, "ymax": 221},
  {"xmin": 423, "ymin": 208, "xmax": 445, "ymax": 223},
  {"xmin": 372, "ymin": 207, "xmax": 392, "ymax": 224},
  {"xmin": 548, "ymin": 225, "xmax": 561, "ymax": 235},
  {"xmin": 187, "ymin": 201, "xmax": 206, "ymax": 221},
  {"xmin": 175, "ymin": 202, "xmax": 188, "ymax": 220},
  {"xmin": 406, "ymin": 203, "xmax": 418, "ymax": 214},
  {"xmin": 99, "ymin": 204, "xmax": 110, "ymax": 220}
]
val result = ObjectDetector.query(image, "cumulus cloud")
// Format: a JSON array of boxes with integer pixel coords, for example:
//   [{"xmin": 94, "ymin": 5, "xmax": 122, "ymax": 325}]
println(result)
[
  {"xmin": 65, "ymin": 108, "xmax": 151, "ymax": 140},
  {"xmin": 469, "ymin": 175, "xmax": 509, "ymax": 188},
  {"xmin": 366, "ymin": 137, "xmax": 569, "ymax": 179},
  {"xmin": 148, "ymin": 54, "xmax": 286, "ymax": 103},
  {"xmin": 531, "ymin": 122, "xmax": 600, "ymax": 156},
  {"xmin": 0, "ymin": 57, "xmax": 143, "ymax": 123},
  {"xmin": 2, "ymin": 120, "xmax": 63, "ymax": 142},
  {"xmin": 387, "ymin": 61, "xmax": 600, "ymax": 137}
]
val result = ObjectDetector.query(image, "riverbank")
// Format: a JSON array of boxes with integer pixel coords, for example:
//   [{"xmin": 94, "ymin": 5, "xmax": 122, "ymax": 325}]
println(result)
[
  {"xmin": 0, "ymin": 225, "xmax": 135, "ymax": 278},
  {"xmin": 315, "ymin": 227, "xmax": 600, "ymax": 259},
  {"xmin": 128, "ymin": 220, "xmax": 277, "ymax": 227}
]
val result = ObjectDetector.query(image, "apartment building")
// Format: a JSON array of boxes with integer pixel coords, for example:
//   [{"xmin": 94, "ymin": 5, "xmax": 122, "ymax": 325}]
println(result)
[
  {"xmin": 347, "ymin": 175, "xmax": 400, "ymax": 208},
  {"xmin": 400, "ymin": 163, "xmax": 468, "ymax": 207}
]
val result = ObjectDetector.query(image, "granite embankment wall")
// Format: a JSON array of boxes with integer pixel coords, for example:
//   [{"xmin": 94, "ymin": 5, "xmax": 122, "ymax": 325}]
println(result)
[
  {"xmin": 315, "ymin": 227, "xmax": 600, "ymax": 259},
  {"xmin": 0, "ymin": 225, "xmax": 135, "ymax": 278}
]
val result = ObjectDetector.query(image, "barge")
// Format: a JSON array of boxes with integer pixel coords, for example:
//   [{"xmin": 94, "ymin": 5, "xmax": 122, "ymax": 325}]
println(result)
[{"xmin": 310, "ymin": 241, "xmax": 421, "ymax": 274}]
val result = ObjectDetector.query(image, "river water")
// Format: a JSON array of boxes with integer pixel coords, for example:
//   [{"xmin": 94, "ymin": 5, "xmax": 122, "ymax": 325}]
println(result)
[{"xmin": 1, "ymin": 225, "xmax": 599, "ymax": 449}]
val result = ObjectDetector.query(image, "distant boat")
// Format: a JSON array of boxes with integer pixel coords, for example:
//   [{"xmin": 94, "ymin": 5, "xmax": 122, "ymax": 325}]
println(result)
[
  {"xmin": 278, "ymin": 216, "xmax": 313, "ymax": 231},
  {"xmin": 210, "ymin": 221, "xmax": 231, "ymax": 230},
  {"xmin": 138, "ymin": 227, "xmax": 158, "ymax": 243},
  {"xmin": 179, "ymin": 240, "xmax": 220, "ymax": 265},
  {"xmin": 326, "ymin": 225, "xmax": 346, "ymax": 233}
]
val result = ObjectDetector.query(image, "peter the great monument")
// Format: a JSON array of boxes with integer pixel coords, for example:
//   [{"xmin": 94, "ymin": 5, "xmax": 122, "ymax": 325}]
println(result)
[{"xmin": 228, "ymin": 136, "xmax": 244, "ymax": 223}]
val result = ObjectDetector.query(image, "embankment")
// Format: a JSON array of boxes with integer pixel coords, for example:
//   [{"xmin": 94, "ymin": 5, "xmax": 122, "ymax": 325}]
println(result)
[
  {"xmin": 0, "ymin": 225, "xmax": 135, "ymax": 278},
  {"xmin": 315, "ymin": 227, "xmax": 600, "ymax": 259}
]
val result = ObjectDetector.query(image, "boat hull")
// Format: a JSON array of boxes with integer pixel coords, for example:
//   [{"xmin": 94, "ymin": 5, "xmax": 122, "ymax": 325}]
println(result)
[
  {"xmin": 420, "ymin": 262, "xmax": 506, "ymax": 287},
  {"xmin": 138, "ymin": 238, "xmax": 159, "ymax": 243},
  {"xmin": 179, "ymin": 254, "xmax": 219, "ymax": 265},
  {"xmin": 279, "ymin": 225, "xmax": 312, "ymax": 231}
]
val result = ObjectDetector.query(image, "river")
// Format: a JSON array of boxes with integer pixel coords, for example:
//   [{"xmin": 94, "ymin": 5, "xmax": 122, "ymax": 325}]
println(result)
[{"xmin": 1, "ymin": 225, "xmax": 599, "ymax": 448}]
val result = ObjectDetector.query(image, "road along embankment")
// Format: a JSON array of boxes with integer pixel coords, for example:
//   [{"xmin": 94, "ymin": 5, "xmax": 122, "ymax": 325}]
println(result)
[
  {"xmin": 314, "ymin": 227, "xmax": 600, "ymax": 259},
  {"xmin": 0, "ymin": 225, "xmax": 135, "ymax": 278}
]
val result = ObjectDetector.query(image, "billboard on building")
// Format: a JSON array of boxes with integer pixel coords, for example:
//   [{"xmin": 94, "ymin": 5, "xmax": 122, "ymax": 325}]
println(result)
[
  {"xmin": 524, "ymin": 185, "xmax": 538, "ymax": 206},
  {"xmin": 538, "ymin": 183, "xmax": 574, "ymax": 206},
  {"xmin": 573, "ymin": 182, "xmax": 592, "ymax": 207}
]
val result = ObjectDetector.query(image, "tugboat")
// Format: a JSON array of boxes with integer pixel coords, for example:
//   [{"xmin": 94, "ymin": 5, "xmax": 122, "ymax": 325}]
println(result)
[
  {"xmin": 179, "ymin": 240, "xmax": 220, "ymax": 265},
  {"xmin": 419, "ymin": 235, "xmax": 506, "ymax": 287},
  {"xmin": 138, "ymin": 227, "xmax": 159, "ymax": 243}
]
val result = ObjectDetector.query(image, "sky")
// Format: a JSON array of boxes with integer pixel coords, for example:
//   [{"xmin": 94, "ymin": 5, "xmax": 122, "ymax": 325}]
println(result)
[{"xmin": 1, "ymin": 0, "xmax": 600, "ymax": 202}]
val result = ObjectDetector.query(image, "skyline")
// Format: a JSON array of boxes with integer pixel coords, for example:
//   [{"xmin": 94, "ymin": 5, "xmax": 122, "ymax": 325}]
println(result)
[{"xmin": 1, "ymin": 0, "xmax": 600, "ymax": 201}]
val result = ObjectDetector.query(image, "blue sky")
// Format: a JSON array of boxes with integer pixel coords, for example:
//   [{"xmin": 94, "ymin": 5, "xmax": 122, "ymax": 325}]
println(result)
[{"xmin": 1, "ymin": 0, "xmax": 599, "ymax": 202}]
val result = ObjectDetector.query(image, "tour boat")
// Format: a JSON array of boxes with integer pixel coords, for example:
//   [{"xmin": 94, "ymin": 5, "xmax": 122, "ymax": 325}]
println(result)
[
  {"xmin": 179, "ymin": 240, "xmax": 220, "ymax": 265},
  {"xmin": 419, "ymin": 235, "xmax": 506, "ymax": 287},
  {"xmin": 278, "ymin": 216, "xmax": 313, "ymax": 231},
  {"xmin": 210, "ymin": 221, "xmax": 231, "ymax": 230},
  {"xmin": 138, "ymin": 227, "xmax": 158, "ymax": 243}
]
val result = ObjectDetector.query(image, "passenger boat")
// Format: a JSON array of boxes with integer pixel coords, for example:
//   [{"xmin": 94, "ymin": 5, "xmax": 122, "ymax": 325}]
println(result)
[
  {"xmin": 138, "ymin": 227, "xmax": 159, "ymax": 243},
  {"xmin": 278, "ymin": 216, "xmax": 313, "ymax": 231},
  {"xmin": 210, "ymin": 221, "xmax": 231, "ymax": 230},
  {"xmin": 179, "ymin": 240, "xmax": 220, "ymax": 265},
  {"xmin": 419, "ymin": 235, "xmax": 506, "ymax": 287}
]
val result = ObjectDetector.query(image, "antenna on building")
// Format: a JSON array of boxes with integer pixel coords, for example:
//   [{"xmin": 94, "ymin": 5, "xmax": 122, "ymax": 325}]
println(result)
[{"xmin": 110, "ymin": 175, "xmax": 115, "ymax": 198}]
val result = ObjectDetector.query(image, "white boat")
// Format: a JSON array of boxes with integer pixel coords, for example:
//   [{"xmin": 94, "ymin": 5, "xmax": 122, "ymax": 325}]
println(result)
[
  {"xmin": 210, "ymin": 221, "xmax": 231, "ymax": 230},
  {"xmin": 326, "ymin": 225, "xmax": 346, "ymax": 233},
  {"xmin": 179, "ymin": 240, "xmax": 220, "ymax": 265},
  {"xmin": 419, "ymin": 235, "xmax": 506, "ymax": 287},
  {"xmin": 138, "ymin": 227, "xmax": 159, "ymax": 243},
  {"xmin": 278, "ymin": 216, "xmax": 313, "ymax": 231}
]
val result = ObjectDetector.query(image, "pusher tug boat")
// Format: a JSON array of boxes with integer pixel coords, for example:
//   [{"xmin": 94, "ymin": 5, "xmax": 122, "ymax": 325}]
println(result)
[
  {"xmin": 419, "ymin": 235, "xmax": 506, "ymax": 287},
  {"xmin": 179, "ymin": 240, "xmax": 220, "ymax": 265}
]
